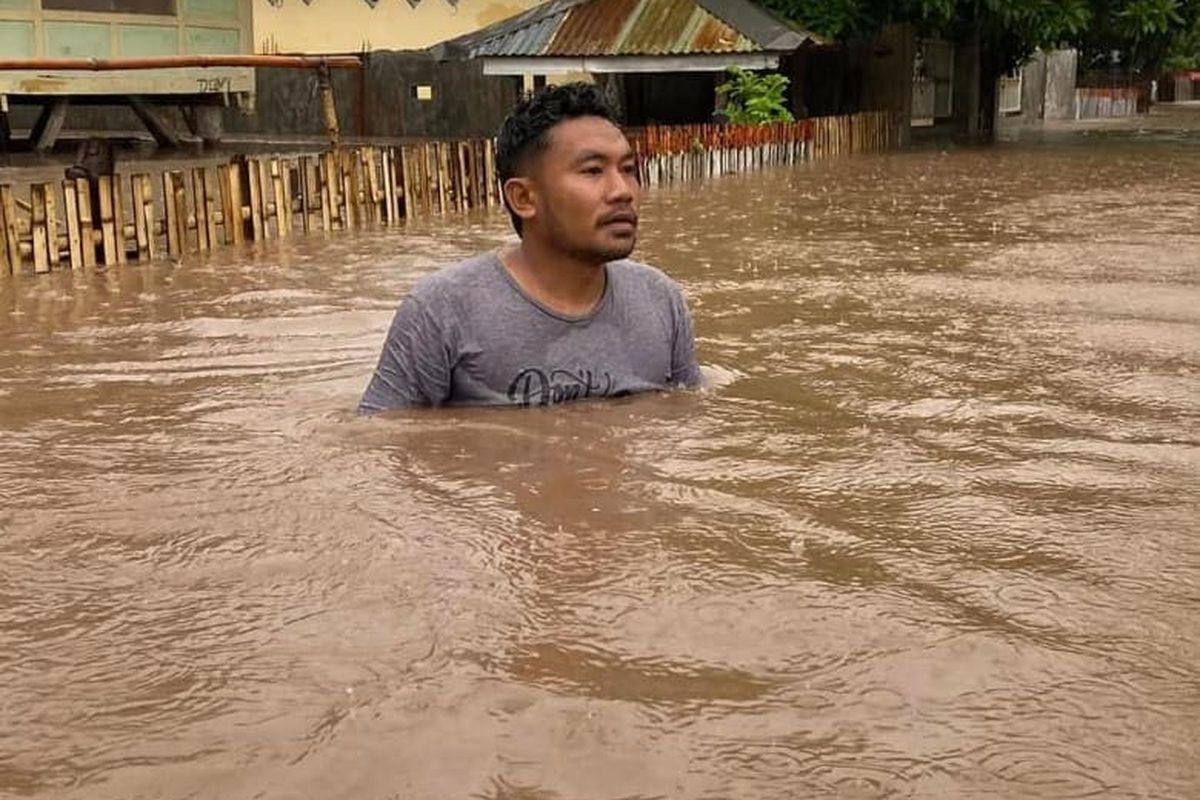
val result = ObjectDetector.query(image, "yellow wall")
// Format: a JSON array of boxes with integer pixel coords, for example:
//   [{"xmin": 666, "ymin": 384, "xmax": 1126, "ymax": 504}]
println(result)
[{"xmin": 251, "ymin": 0, "xmax": 539, "ymax": 54}]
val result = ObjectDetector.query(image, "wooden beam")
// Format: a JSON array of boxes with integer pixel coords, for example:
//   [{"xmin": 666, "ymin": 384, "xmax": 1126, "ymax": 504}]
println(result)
[
  {"xmin": 30, "ymin": 99, "xmax": 69, "ymax": 152},
  {"xmin": 129, "ymin": 97, "xmax": 181, "ymax": 148}
]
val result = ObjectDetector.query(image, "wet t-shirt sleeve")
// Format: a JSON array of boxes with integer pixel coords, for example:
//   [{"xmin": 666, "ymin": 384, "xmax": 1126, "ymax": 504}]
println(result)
[
  {"xmin": 670, "ymin": 288, "xmax": 702, "ymax": 388},
  {"xmin": 358, "ymin": 294, "xmax": 453, "ymax": 413}
]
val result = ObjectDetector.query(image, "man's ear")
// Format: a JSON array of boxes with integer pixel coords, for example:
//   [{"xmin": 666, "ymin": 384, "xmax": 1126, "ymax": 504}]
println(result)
[{"xmin": 502, "ymin": 177, "xmax": 537, "ymax": 226}]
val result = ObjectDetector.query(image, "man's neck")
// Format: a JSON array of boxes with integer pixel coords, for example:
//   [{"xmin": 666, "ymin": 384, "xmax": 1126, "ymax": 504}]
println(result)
[{"xmin": 500, "ymin": 239, "xmax": 608, "ymax": 318}]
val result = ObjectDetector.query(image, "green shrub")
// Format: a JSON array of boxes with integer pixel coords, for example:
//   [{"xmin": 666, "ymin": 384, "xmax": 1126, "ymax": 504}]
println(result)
[{"xmin": 717, "ymin": 67, "xmax": 795, "ymax": 125}]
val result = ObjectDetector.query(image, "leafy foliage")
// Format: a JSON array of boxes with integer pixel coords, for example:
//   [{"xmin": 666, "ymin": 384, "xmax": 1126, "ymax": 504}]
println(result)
[
  {"xmin": 717, "ymin": 68, "xmax": 796, "ymax": 124},
  {"xmin": 759, "ymin": 0, "xmax": 1200, "ymax": 72}
]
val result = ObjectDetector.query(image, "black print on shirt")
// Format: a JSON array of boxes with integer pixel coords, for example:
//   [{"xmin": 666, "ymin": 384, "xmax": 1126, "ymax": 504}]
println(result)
[{"xmin": 506, "ymin": 368, "xmax": 614, "ymax": 407}]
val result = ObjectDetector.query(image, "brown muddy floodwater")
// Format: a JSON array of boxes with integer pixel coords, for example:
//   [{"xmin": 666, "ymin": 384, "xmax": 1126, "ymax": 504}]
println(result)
[{"xmin": 2, "ymin": 108, "xmax": 1199, "ymax": 800}]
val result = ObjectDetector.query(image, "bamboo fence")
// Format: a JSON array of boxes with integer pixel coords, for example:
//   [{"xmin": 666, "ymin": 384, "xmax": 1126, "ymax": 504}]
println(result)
[
  {"xmin": 0, "ymin": 111, "xmax": 899, "ymax": 277},
  {"xmin": 630, "ymin": 111, "xmax": 898, "ymax": 187}
]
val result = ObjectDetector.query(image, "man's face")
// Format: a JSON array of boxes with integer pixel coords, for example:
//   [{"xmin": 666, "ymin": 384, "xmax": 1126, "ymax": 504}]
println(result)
[{"xmin": 524, "ymin": 116, "xmax": 640, "ymax": 263}]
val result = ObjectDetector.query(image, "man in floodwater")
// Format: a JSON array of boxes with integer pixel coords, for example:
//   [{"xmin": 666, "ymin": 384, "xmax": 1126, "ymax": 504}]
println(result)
[{"xmin": 358, "ymin": 82, "xmax": 700, "ymax": 412}]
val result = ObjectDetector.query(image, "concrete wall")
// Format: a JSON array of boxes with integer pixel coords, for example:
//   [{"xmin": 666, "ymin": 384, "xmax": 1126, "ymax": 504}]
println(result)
[
  {"xmin": 995, "ymin": 49, "xmax": 1077, "ymax": 134},
  {"xmin": 224, "ymin": 51, "xmax": 522, "ymax": 140},
  {"xmin": 1043, "ymin": 49, "xmax": 1078, "ymax": 119},
  {"xmin": 6, "ymin": 51, "xmax": 522, "ymax": 143},
  {"xmin": 251, "ymin": 0, "xmax": 539, "ymax": 54}
]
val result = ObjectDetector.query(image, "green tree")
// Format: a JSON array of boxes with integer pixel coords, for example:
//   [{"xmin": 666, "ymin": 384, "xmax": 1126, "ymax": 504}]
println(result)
[{"xmin": 761, "ymin": 0, "xmax": 1198, "ymax": 72}]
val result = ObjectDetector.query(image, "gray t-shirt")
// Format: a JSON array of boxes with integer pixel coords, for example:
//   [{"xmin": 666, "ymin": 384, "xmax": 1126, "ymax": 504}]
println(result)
[{"xmin": 359, "ymin": 252, "xmax": 700, "ymax": 412}]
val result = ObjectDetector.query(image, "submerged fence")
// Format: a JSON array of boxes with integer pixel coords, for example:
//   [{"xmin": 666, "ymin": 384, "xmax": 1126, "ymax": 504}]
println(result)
[
  {"xmin": 630, "ymin": 111, "xmax": 898, "ymax": 186},
  {"xmin": 0, "ymin": 110, "xmax": 899, "ymax": 277},
  {"xmin": 1075, "ymin": 87, "xmax": 1147, "ymax": 119}
]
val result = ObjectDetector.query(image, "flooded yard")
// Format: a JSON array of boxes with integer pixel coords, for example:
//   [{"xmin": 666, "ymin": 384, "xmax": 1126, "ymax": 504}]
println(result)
[{"xmin": 1, "ymin": 107, "xmax": 1198, "ymax": 799}]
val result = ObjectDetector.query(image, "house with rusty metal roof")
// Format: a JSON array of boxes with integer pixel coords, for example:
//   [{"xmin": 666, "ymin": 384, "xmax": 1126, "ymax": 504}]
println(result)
[
  {"xmin": 433, "ymin": 0, "xmax": 823, "ymax": 74},
  {"xmin": 430, "ymin": 0, "xmax": 826, "ymax": 125}
]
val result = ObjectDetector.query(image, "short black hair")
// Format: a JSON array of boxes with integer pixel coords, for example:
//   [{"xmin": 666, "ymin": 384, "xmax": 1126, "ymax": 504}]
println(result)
[{"xmin": 496, "ymin": 82, "xmax": 621, "ymax": 235}]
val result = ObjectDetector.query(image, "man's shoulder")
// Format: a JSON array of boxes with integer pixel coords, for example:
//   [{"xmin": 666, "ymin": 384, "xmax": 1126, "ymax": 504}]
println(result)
[
  {"xmin": 410, "ymin": 252, "xmax": 500, "ymax": 299},
  {"xmin": 608, "ymin": 259, "xmax": 684, "ymax": 297}
]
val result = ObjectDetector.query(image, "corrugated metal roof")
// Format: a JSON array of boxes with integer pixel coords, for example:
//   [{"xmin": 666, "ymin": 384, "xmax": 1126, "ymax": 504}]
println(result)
[
  {"xmin": 437, "ymin": 0, "xmax": 823, "ymax": 60},
  {"xmin": 471, "ymin": 10, "xmax": 568, "ymax": 57},
  {"xmin": 622, "ymin": 0, "xmax": 700, "ymax": 54},
  {"xmin": 544, "ymin": 0, "xmax": 639, "ymax": 56}
]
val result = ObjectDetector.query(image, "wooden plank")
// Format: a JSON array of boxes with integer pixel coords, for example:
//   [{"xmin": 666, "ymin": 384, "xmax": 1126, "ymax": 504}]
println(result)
[
  {"xmin": 216, "ymin": 164, "xmax": 232, "ymax": 246},
  {"xmin": 97, "ymin": 176, "xmax": 118, "ymax": 266},
  {"xmin": 173, "ymin": 172, "xmax": 189, "ymax": 255},
  {"xmin": 246, "ymin": 159, "xmax": 264, "ymax": 242},
  {"xmin": 228, "ymin": 162, "xmax": 245, "ymax": 245},
  {"xmin": 455, "ymin": 143, "xmax": 468, "ymax": 211},
  {"xmin": 425, "ymin": 144, "xmax": 438, "ymax": 214},
  {"xmin": 271, "ymin": 159, "xmax": 288, "ymax": 236},
  {"xmin": 30, "ymin": 184, "xmax": 49, "ymax": 274},
  {"xmin": 202, "ymin": 168, "xmax": 218, "ymax": 249},
  {"xmin": 341, "ymin": 149, "xmax": 356, "ymax": 229},
  {"xmin": 470, "ymin": 140, "xmax": 484, "ymax": 210},
  {"xmin": 319, "ymin": 152, "xmax": 334, "ymax": 231},
  {"xmin": 437, "ymin": 143, "xmax": 450, "ymax": 213},
  {"xmin": 44, "ymin": 182, "xmax": 61, "ymax": 269},
  {"xmin": 397, "ymin": 147, "xmax": 410, "ymax": 220},
  {"xmin": 419, "ymin": 144, "xmax": 431, "ymax": 215},
  {"xmin": 163, "ymin": 172, "xmax": 181, "ymax": 257},
  {"xmin": 484, "ymin": 138, "xmax": 497, "ymax": 207},
  {"xmin": 0, "ymin": 189, "xmax": 9, "ymax": 276},
  {"xmin": 62, "ymin": 179, "xmax": 82, "ymax": 269},
  {"xmin": 366, "ymin": 147, "xmax": 383, "ymax": 222},
  {"xmin": 281, "ymin": 161, "xmax": 295, "ymax": 235},
  {"xmin": 191, "ymin": 168, "xmax": 208, "ymax": 253},
  {"xmin": 76, "ymin": 178, "xmax": 96, "ymax": 268},
  {"xmin": 403, "ymin": 148, "xmax": 414, "ymax": 218},
  {"xmin": 258, "ymin": 160, "xmax": 274, "ymax": 239},
  {"xmin": 0, "ymin": 185, "xmax": 20, "ymax": 273},
  {"xmin": 131, "ymin": 174, "xmax": 148, "ymax": 259},
  {"xmin": 355, "ymin": 148, "xmax": 368, "ymax": 224},
  {"xmin": 140, "ymin": 175, "xmax": 156, "ymax": 260},
  {"xmin": 0, "ymin": 191, "xmax": 8, "ymax": 275},
  {"xmin": 380, "ymin": 148, "xmax": 395, "ymax": 223},
  {"xmin": 297, "ymin": 157, "xmax": 310, "ymax": 233},
  {"xmin": 111, "ymin": 174, "xmax": 127, "ymax": 265}
]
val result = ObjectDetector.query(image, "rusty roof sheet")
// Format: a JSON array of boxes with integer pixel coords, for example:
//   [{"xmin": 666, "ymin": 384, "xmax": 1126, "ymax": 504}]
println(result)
[
  {"xmin": 544, "ymin": 0, "xmax": 639, "ymax": 56},
  {"xmin": 439, "ymin": 0, "xmax": 823, "ymax": 60}
]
